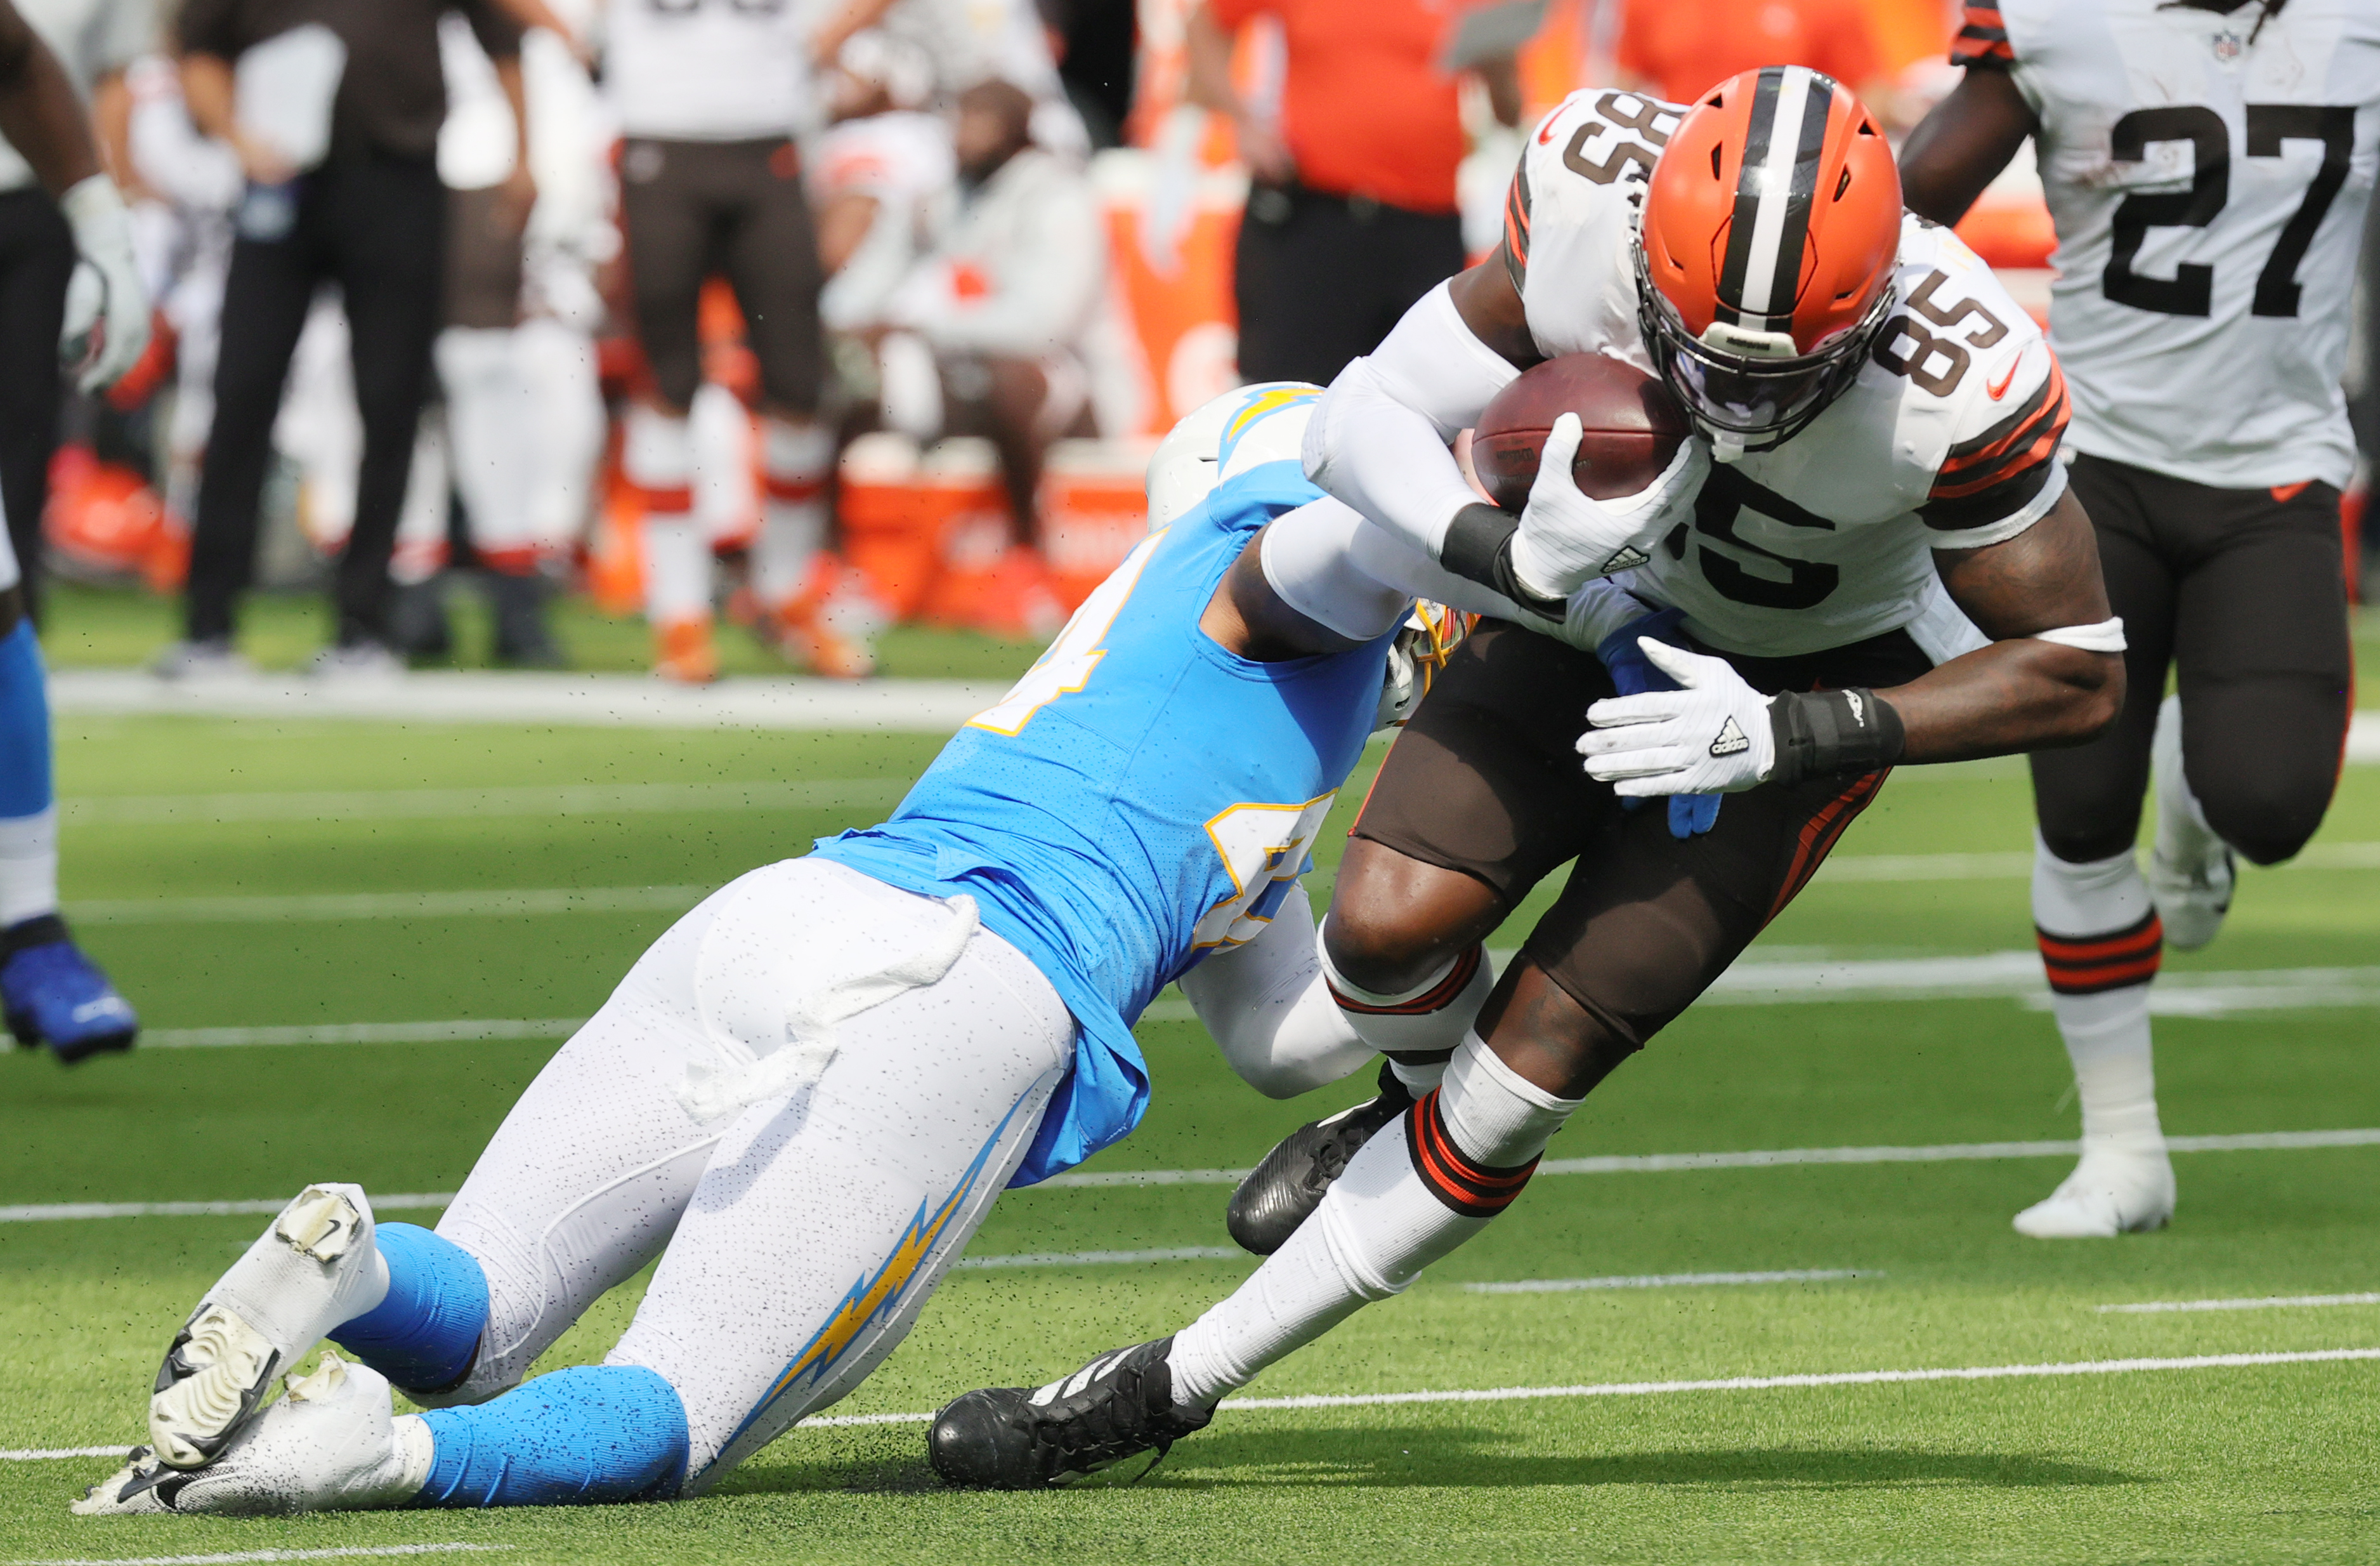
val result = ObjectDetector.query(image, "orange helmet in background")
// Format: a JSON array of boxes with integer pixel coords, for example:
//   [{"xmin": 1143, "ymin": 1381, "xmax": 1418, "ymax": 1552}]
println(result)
[{"xmin": 1633, "ymin": 67, "xmax": 1902, "ymax": 453}]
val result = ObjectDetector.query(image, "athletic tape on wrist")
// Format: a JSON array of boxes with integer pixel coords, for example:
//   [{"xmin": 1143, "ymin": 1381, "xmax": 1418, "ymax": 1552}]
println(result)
[
  {"xmin": 1437, "ymin": 504, "xmax": 1566, "ymax": 617},
  {"xmin": 1767, "ymin": 688, "xmax": 1904, "ymax": 786}
]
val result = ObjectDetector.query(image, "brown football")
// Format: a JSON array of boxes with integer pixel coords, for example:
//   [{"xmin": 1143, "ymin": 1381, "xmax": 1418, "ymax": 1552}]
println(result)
[{"xmin": 1470, "ymin": 353, "xmax": 1689, "ymax": 511}]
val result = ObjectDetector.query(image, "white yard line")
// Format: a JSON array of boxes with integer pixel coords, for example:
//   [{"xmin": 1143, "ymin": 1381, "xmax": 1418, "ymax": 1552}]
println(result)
[
  {"xmin": 1463, "ymin": 1268, "xmax": 1869, "ymax": 1294},
  {"xmin": 16, "ymin": 1349, "xmax": 2380, "ymax": 1450},
  {"xmin": 2098, "ymin": 1293, "xmax": 2380, "ymax": 1315},
  {"xmin": 1813, "ymin": 840, "xmax": 2380, "ymax": 883},
  {"xmin": 786, "ymin": 1345, "xmax": 2380, "ymax": 1428},
  {"xmin": 60, "ymin": 779, "xmax": 899, "ymax": 826},
  {"xmin": 73, "ymin": 890, "xmax": 705, "ymax": 925},
  {"xmin": 48, "ymin": 669, "xmax": 1009, "ymax": 732},
  {"xmin": 14, "ymin": 1542, "xmax": 509, "ymax": 1551},
  {"xmin": 1043, "ymin": 1126, "xmax": 2380, "ymax": 1187},
  {"xmin": 145, "ymin": 1020, "xmax": 584, "ymax": 1049},
  {"xmin": 11, "ymin": 1548, "xmax": 507, "ymax": 1565},
  {"xmin": 10, "ymin": 1128, "xmax": 2375, "ymax": 1220}
]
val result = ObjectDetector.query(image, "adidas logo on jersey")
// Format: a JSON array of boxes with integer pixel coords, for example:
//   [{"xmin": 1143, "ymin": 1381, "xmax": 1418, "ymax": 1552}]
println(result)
[
  {"xmin": 1599, "ymin": 546, "xmax": 1651, "ymax": 576},
  {"xmin": 1710, "ymin": 716, "xmax": 1750, "ymax": 757}
]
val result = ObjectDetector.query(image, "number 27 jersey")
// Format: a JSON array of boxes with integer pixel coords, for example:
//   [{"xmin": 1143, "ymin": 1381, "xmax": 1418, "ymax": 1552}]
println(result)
[
  {"xmin": 1958, "ymin": 0, "xmax": 2380, "ymax": 488},
  {"xmin": 1505, "ymin": 88, "xmax": 2069, "ymax": 659}
]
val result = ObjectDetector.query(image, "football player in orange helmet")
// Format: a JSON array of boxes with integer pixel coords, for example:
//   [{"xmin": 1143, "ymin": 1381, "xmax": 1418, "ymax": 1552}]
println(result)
[{"xmin": 927, "ymin": 70, "xmax": 2140, "ymax": 1489}]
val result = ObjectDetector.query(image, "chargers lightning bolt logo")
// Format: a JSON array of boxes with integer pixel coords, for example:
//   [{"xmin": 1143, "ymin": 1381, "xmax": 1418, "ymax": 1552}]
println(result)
[{"xmin": 714, "ymin": 1095, "xmax": 1032, "ymax": 1457}]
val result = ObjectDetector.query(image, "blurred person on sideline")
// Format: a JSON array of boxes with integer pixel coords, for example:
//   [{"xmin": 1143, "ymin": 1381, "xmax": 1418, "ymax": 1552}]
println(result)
[
  {"xmin": 0, "ymin": 0, "xmax": 152, "ymax": 626},
  {"xmin": 388, "ymin": 8, "xmax": 606, "ymax": 668},
  {"xmin": 875, "ymin": 77, "xmax": 1102, "ymax": 634},
  {"xmin": 153, "ymin": 0, "xmax": 532, "ymax": 682},
  {"xmin": 1611, "ymin": 0, "xmax": 1893, "ymax": 120},
  {"xmin": 0, "ymin": 0, "xmax": 150, "ymax": 1063},
  {"xmin": 601, "ymin": 0, "xmax": 844, "ymax": 685},
  {"xmin": 1186, "ymin": 0, "xmax": 1521, "ymax": 384},
  {"xmin": 810, "ymin": 0, "xmax": 1090, "ymax": 157}
]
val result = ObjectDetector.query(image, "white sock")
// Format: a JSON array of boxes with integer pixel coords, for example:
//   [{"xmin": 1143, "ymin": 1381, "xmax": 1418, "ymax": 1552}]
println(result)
[
  {"xmin": 2033, "ymin": 834, "xmax": 2165, "ymax": 1155},
  {"xmin": 1319, "ymin": 919, "xmax": 1493, "ymax": 1057},
  {"xmin": 624, "ymin": 407, "xmax": 707, "ymax": 624},
  {"xmin": 755, "ymin": 418, "xmax": 832, "ymax": 608},
  {"xmin": 0, "ymin": 806, "xmax": 59, "ymax": 927},
  {"xmin": 1168, "ymin": 1034, "xmax": 1580, "ymax": 1410}
]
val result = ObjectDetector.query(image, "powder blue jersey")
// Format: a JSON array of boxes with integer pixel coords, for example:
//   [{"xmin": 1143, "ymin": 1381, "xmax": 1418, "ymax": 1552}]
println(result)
[{"xmin": 813, "ymin": 462, "xmax": 1393, "ymax": 1186}]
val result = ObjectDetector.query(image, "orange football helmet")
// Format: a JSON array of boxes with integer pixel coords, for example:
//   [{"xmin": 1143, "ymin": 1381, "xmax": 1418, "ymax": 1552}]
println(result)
[{"xmin": 1634, "ymin": 67, "xmax": 1902, "ymax": 452}]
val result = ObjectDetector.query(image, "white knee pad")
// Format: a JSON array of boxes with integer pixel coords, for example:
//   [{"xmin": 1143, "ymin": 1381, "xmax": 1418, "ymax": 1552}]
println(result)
[{"xmin": 1319, "ymin": 921, "xmax": 1493, "ymax": 1060}]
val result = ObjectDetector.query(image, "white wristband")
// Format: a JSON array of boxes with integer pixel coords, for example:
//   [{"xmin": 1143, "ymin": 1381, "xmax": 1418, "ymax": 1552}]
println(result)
[{"xmin": 2032, "ymin": 617, "xmax": 2126, "ymax": 654}]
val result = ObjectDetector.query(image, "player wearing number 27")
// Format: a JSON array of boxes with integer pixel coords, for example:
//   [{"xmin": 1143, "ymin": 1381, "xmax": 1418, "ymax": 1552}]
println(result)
[{"xmin": 1899, "ymin": 0, "xmax": 2376, "ymax": 1237}]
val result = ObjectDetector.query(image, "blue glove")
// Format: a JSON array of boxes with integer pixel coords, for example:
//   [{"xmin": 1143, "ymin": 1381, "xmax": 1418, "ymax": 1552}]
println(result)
[{"xmin": 1592, "ymin": 607, "xmax": 1722, "ymax": 839}]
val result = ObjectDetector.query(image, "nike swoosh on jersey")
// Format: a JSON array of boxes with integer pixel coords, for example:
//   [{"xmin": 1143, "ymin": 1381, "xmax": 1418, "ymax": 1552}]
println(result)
[{"xmin": 1985, "ymin": 353, "xmax": 2022, "ymax": 401}]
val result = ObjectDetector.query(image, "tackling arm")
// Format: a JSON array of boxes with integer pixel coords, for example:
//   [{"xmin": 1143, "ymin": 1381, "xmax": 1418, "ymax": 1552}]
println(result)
[{"xmin": 1897, "ymin": 67, "xmax": 2037, "ymax": 228}]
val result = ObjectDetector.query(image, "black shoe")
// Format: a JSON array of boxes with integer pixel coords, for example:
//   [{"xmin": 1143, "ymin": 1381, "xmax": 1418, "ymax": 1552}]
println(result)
[
  {"xmin": 929, "ymin": 1337, "xmax": 1212, "ymax": 1490},
  {"xmin": 485, "ymin": 570, "xmax": 564, "ymax": 668},
  {"xmin": 1227, "ymin": 1060, "xmax": 1413, "ymax": 1255},
  {"xmin": 386, "ymin": 579, "xmax": 452, "ymax": 659}
]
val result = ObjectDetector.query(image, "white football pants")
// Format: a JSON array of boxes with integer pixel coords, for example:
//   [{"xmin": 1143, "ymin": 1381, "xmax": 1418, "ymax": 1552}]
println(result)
[{"xmin": 429, "ymin": 857, "xmax": 1075, "ymax": 1489}]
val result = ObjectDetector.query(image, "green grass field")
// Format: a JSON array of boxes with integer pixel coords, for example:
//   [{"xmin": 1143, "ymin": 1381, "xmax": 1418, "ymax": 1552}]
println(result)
[{"xmin": 3, "ymin": 709, "xmax": 2378, "ymax": 1563}]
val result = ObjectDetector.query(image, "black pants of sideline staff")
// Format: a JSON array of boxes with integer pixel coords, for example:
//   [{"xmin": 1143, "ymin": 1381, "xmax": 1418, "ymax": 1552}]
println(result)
[
  {"xmin": 0, "ymin": 188, "xmax": 72, "ymax": 625},
  {"xmin": 185, "ymin": 155, "xmax": 445, "ymax": 648},
  {"xmin": 1232, "ymin": 180, "xmax": 1465, "ymax": 386}
]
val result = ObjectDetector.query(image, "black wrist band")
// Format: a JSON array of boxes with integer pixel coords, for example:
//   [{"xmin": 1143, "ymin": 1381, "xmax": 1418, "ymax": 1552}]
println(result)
[
  {"xmin": 1766, "ymin": 688, "xmax": 1905, "ymax": 786},
  {"xmin": 1439, "ymin": 503, "xmax": 1566, "ymax": 618}
]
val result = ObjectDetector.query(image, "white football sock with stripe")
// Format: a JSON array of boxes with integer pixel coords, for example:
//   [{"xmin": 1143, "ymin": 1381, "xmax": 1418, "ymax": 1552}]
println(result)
[{"xmin": 1167, "ymin": 1035, "xmax": 1580, "ymax": 1410}]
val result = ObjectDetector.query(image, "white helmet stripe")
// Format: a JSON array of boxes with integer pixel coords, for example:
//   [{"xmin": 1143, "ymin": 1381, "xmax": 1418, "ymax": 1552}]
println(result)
[{"xmin": 1719, "ymin": 65, "xmax": 1833, "ymax": 327}]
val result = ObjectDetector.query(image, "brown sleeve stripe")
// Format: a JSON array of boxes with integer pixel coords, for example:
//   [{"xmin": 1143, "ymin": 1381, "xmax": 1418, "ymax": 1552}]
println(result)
[
  {"xmin": 1407, "ymin": 1091, "xmax": 1538, "ymax": 1218},
  {"xmin": 1765, "ymin": 768, "xmax": 1890, "ymax": 924},
  {"xmin": 1329, "ymin": 944, "xmax": 1484, "ymax": 1017},
  {"xmin": 1951, "ymin": 4, "xmax": 2013, "ymax": 66},
  {"xmin": 1501, "ymin": 161, "xmax": 1533, "ymax": 294},
  {"xmin": 1930, "ymin": 357, "xmax": 2069, "ymax": 501},
  {"xmin": 2037, "ymin": 910, "xmax": 2164, "ymax": 995}
]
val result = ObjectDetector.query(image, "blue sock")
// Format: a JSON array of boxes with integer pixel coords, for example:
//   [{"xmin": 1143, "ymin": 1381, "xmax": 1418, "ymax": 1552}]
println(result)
[
  {"xmin": 0, "ymin": 619, "xmax": 51, "ymax": 821},
  {"xmin": 329, "ymin": 1224, "xmax": 489, "ymax": 1393},
  {"xmin": 415, "ymin": 1365, "xmax": 690, "ymax": 1507}
]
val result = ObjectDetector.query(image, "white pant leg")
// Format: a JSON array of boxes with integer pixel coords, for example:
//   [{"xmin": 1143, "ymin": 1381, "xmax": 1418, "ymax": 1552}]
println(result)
[
  {"xmin": 605, "ymin": 862, "xmax": 1075, "ymax": 1490},
  {"xmin": 436, "ymin": 327, "xmax": 541, "ymax": 565},
  {"xmin": 428, "ymin": 883, "xmax": 743, "ymax": 1404}
]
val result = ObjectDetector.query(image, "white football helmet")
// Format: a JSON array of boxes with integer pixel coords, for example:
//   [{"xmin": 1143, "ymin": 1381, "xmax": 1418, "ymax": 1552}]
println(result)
[{"xmin": 1143, "ymin": 381, "xmax": 1323, "ymax": 530}]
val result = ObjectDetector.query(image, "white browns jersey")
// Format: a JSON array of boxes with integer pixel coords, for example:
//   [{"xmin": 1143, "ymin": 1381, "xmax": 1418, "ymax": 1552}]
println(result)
[
  {"xmin": 813, "ymin": 111, "xmax": 955, "ymax": 332},
  {"xmin": 1506, "ymin": 89, "xmax": 2069, "ymax": 659},
  {"xmin": 603, "ymin": 0, "xmax": 821, "ymax": 142},
  {"xmin": 1954, "ymin": 1, "xmax": 2380, "ymax": 490}
]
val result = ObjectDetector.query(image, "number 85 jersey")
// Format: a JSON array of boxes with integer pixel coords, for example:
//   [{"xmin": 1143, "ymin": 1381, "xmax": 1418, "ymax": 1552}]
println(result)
[
  {"xmin": 1955, "ymin": 0, "xmax": 2380, "ymax": 489},
  {"xmin": 1508, "ymin": 88, "xmax": 2069, "ymax": 659}
]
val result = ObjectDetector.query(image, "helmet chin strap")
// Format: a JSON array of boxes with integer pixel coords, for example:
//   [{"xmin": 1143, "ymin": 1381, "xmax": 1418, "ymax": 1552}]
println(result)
[{"xmin": 1708, "ymin": 428, "xmax": 1749, "ymax": 464}]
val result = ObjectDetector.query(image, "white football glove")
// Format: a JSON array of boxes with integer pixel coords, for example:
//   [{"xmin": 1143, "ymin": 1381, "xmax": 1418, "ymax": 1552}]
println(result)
[
  {"xmin": 1577, "ymin": 638, "xmax": 1775, "ymax": 796},
  {"xmin": 1508, "ymin": 413, "xmax": 1709, "ymax": 601},
  {"xmin": 58, "ymin": 174, "xmax": 150, "ymax": 392}
]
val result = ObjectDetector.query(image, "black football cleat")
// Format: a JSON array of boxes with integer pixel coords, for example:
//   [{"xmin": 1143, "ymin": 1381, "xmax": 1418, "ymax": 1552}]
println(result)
[
  {"xmin": 928, "ymin": 1337, "xmax": 1213, "ymax": 1489},
  {"xmin": 1226, "ymin": 1060, "xmax": 1413, "ymax": 1254}
]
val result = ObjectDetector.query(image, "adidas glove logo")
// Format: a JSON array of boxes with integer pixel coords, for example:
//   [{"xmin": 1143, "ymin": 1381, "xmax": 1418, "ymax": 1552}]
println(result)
[
  {"xmin": 1597, "ymin": 546, "xmax": 1651, "ymax": 576},
  {"xmin": 1710, "ymin": 716, "xmax": 1749, "ymax": 757}
]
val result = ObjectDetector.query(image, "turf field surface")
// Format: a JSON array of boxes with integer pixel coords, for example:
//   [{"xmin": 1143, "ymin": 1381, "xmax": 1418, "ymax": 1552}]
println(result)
[{"xmin": 2, "ymin": 714, "xmax": 2377, "ymax": 1563}]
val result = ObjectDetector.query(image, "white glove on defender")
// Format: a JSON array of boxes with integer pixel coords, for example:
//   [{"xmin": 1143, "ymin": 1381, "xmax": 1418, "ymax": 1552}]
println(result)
[
  {"xmin": 1509, "ymin": 414, "xmax": 1708, "ymax": 600},
  {"xmin": 59, "ymin": 174, "xmax": 151, "ymax": 392},
  {"xmin": 1578, "ymin": 639, "xmax": 1775, "ymax": 796}
]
